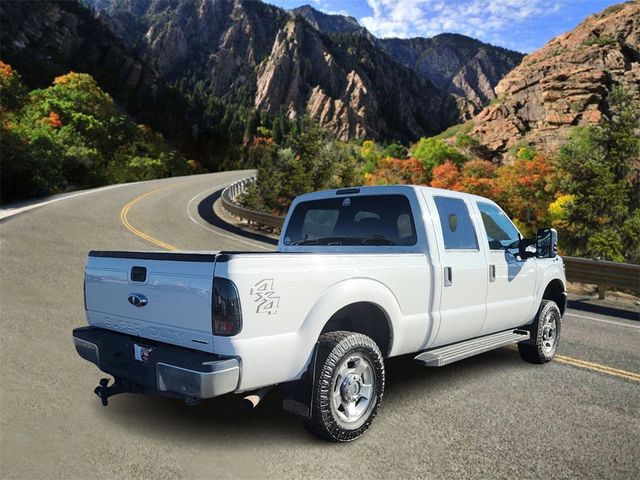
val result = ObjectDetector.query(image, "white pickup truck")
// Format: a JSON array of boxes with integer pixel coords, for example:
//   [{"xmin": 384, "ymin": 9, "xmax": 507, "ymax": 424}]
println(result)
[{"xmin": 73, "ymin": 185, "xmax": 566, "ymax": 441}]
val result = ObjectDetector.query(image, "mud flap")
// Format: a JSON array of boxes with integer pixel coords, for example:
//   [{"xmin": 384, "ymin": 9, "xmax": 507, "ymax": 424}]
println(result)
[{"xmin": 281, "ymin": 341, "xmax": 324, "ymax": 419}]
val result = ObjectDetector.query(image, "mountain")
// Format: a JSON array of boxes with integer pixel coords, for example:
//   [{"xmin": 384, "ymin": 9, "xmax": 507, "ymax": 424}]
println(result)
[
  {"xmin": 292, "ymin": 5, "xmax": 523, "ymax": 116},
  {"xmin": 291, "ymin": 5, "xmax": 362, "ymax": 34},
  {"xmin": 468, "ymin": 1, "xmax": 640, "ymax": 159},
  {"xmin": 377, "ymin": 35, "xmax": 523, "ymax": 116},
  {"xmin": 3, "ymin": 0, "xmax": 523, "ymax": 144},
  {"xmin": 83, "ymin": 0, "xmax": 458, "ymax": 141},
  {"xmin": 255, "ymin": 18, "xmax": 457, "ymax": 140}
]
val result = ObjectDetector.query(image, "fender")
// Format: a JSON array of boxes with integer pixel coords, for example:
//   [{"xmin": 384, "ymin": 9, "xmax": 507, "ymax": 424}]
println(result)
[
  {"xmin": 528, "ymin": 259, "xmax": 567, "ymax": 323},
  {"xmin": 297, "ymin": 277, "xmax": 402, "ymax": 353}
]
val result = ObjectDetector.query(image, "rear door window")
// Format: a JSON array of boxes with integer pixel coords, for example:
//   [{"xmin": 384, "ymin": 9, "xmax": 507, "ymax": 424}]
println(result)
[
  {"xmin": 284, "ymin": 195, "xmax": 417, "ymax": 246},
  {"xmin": 434, "ymin": 196, "xmax": 478, "ymax": 250}
]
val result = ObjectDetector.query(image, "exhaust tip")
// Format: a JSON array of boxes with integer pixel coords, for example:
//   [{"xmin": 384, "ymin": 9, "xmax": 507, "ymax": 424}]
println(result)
[
  {"xmin": 241, "ymin": 394, "xmax": 260, "ymax": 411},
  {"xmin": 241, "ymin": 387, "xmax": 272, "ymax": 411}
]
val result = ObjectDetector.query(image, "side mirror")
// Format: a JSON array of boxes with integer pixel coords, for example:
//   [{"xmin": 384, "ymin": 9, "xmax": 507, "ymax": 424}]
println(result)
[
  {"xmin": 518, "ymin": 238, "xmax": 537, "ymax": 259},
  {"xmin": 536, "ymin": 228, "xmax": 558, "ymax": 258}
]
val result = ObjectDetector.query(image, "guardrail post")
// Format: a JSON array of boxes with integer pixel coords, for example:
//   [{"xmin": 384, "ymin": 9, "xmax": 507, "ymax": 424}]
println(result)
[{"xmin": 597, "ymin": 285, "xmax": 606, "ymax": 300}]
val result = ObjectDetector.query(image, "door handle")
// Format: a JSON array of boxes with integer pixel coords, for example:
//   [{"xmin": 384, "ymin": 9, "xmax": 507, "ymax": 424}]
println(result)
[
  {"xmin": 489, "ymin": 264, "xmax": 496, "ymax": 282},
  {"xmin": 444, "ymin": 266, "xmax": 452, "ymax": 287}
]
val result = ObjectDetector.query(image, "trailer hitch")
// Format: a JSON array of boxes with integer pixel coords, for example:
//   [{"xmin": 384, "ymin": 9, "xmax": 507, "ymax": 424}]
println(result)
[{"xmin": 94, "ymin": 377, "xmax": 140, "ymax": 406}]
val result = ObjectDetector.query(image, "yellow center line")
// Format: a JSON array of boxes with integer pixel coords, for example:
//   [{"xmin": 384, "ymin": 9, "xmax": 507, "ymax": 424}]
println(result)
[
  {"xmin": 555, "ymin": 354, "xmax": 640, "ymax": 382},
  {"xmin": 120, "ymin": 184, "xmax": 180, "ymax": 251}
]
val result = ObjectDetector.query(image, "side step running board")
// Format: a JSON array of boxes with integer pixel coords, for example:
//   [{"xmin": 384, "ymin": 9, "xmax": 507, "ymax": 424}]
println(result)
[{"xmin": 415, "ymin": 329, "xmax": 530, "ymax": 367}]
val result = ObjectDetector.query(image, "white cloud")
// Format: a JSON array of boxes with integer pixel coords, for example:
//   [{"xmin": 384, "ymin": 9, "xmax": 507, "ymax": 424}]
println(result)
[{"xmin": 360, "ymin": 0, "xmax": 568, "ymax": 50}]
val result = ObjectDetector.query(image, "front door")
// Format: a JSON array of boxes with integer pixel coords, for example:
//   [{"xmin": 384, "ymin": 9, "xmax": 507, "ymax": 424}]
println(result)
[
  {"xmin": 475, "ymin": 201, "xmax": 537, "ymax": 334},
  {"xmin": 427, "ymin": 194, "xmax": 488, "ymax": 347}
]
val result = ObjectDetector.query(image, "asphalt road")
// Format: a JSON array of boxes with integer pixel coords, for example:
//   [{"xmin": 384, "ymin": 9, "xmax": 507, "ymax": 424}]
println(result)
[{"xmin": 1, "ymin": 171, "xmax": 638, "ymax": 479}]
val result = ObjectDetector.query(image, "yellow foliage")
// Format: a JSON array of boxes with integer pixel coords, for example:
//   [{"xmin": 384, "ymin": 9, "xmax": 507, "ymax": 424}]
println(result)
[
  {"xmin": 53, "ymin": 72, "xmax": 80, "ymax": 85},
  {"xmin": 547, "ymin": 194, "xmax": 574, "ymax": 220}
]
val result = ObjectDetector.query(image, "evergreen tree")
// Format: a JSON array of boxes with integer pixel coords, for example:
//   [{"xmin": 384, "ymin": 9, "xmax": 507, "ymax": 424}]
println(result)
[{"xmin": 557, "ymin": 86, "xmax": 640, "ymax": 262}]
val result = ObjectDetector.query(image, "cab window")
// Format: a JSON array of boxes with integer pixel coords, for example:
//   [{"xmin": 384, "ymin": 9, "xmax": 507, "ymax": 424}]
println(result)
[
  {"xmin": 283, "ymin": 195, "xmax": 417, "ymax": 246},
  {"xmin": 477, "ymin": 202, "xmax": 520, "ymax": 250}
]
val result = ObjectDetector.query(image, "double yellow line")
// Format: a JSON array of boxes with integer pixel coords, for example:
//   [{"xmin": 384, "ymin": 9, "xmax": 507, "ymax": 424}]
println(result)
[
  {"xmin": 556, "ymin": 355, "xmax": 640, "ymax": 382},
  {"xmin": 120, "ymin": 185, "xmax": 179, "ymax": 251},
  {"xmin": 120, "ymin": 183, "xmax": 640, "ymax": 384}
]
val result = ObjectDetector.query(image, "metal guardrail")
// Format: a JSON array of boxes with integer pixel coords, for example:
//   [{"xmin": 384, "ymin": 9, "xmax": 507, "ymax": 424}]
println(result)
[
  {"xmin": 221, "ymin": 176, "xmax": 285, "ymax": 230},
  {"xmin": 563, "ymin": 256, "xmax": 640, "ymax": 298},
  {"xmin": 222, "ymin": 176, "xmax": 640, "ymax": 297}
]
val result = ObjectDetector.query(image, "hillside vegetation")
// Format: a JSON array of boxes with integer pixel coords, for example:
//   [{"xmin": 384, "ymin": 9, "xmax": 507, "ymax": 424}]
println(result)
[{"xmin": 0, "ymin": 63, "xmax": 197, "ymax": 202}]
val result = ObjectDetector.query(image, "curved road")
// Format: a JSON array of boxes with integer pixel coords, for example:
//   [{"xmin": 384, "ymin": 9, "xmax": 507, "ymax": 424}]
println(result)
[{"xmin": 1, "ymin": 171, "xmax": 638, "ymax": 479}]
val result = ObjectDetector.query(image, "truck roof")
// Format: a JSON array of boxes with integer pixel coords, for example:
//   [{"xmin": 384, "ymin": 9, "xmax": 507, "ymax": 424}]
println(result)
[{"xmin": 293, "ymin": 184, "xmax": 497, "ymax": 206}]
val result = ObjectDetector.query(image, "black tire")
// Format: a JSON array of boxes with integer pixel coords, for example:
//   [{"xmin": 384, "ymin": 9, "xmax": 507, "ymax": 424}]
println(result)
[
  {"xmin": 302, "ymin": 331, "xmax": 385, "ymax": 442},
  {"xmin": 518, "ymin": 300, "xmax": 561, "ymax": 364}
]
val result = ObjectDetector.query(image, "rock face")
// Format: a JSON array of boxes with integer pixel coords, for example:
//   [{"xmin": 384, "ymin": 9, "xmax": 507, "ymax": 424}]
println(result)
[
  {"xmin": 255, "ymin": 18, "xmax": 457, "ymax": 141},
  {"xmin": 84, "ymin": 0, "xmax": 458, "ymax": 141},
  {"xmin": 292, "ymin": 6, "xmax": 523, "ymax": 116},
  {"xmin": 378, "ymin": 34, "xmax": 523, "ymax": 116},
  {"xmin": 85, "ymin": 0, "xmax": 289, "ymax": 99},
  {"xmin": 291, "ymin": 5, "xmax": 362, "ymax": 34},
  {"xmin": 470, "ymin": 2, "xmax": 640, "ymax": 159}
]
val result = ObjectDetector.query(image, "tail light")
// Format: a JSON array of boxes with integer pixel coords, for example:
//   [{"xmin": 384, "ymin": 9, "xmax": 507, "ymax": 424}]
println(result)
[{"xmin": 212, "ymin": 278, "xmax": 242, "ymax": 336}]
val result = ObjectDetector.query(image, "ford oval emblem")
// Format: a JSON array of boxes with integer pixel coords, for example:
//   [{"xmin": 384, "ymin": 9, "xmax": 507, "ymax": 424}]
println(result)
[{"xmin": 128, "ymin": 293, "xmax": 148, "ymax": 307}]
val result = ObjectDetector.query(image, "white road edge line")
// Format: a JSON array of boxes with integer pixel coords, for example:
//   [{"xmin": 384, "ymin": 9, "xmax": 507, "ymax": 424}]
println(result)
[
  {"xmin": 186, "ymin": 184, "xmax": 273, "ymax": 251},
  {"xmin": 565, "ymin": 312, "xmax": 640, "ymax": 330},
  {"xmin": 0, "ymin": 183, "xmax": 135, "ymax": 221}
]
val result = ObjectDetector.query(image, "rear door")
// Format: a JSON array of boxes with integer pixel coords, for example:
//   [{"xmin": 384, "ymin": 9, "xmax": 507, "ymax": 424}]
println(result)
[
  {"xmin": 474, "ymin": 201, "xmax": 538, "ymax": 334},
  {"xmin": 426, "ymin": 194, "xmax": 488, "ymax": 346}
]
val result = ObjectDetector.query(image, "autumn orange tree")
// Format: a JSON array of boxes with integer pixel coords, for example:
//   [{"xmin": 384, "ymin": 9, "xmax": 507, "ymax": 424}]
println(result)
[
  {"xmin": 496, "ymin": 154, "xmax": 557, "ymax": 236},
  {"xmin": 365, "ymin": 157, "xmax": 425, "ymax": 185}
]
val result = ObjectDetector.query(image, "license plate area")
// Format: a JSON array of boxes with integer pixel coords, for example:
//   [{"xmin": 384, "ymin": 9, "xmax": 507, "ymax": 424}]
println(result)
[{"xmin": 133, "ymin": 343, "xmax": 154, "ymax": 363}]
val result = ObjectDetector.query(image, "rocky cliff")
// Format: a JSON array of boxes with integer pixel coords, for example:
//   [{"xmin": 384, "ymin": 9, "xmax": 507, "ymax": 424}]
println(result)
[
  {"xmin": 378, "ymin": 34, "xmax": 523, "ymax": 116},
  {"xmin": 292, "ymin": 5, "xmax": 523, "ymax": 116},
  {"xmin": 255, "ymin": 18, "xmax": 457, "ymax": 140},
  {"xmin": 291, "ymin": 5, "xmax": 362, "ymax": 34},
  {"xmin": 84, "ymin": 0, "xmax": 459, "ymax": 141},
  {"xmin": 469, "ymin": 1, "xmax": 640, "ymax": 159}
]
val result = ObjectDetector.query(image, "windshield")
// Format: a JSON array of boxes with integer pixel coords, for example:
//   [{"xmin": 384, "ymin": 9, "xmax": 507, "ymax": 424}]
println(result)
[{"xmin": 283, "ymin": 194, "xmax": 417, "ymax": 246}]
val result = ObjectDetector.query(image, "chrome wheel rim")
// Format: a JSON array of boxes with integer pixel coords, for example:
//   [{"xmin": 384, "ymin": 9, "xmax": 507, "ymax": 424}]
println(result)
[
  {"xmin": 541, "ymin": 312, "xmax": 557, "ymax": 354},
  {"xmin": 331, "ymin": 353, "xmax": 376, "ymax": 428}
]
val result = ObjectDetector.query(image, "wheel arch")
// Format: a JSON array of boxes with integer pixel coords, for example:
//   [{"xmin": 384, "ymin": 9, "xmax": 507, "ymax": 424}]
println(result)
[
  {"xmin": 298, "ymin": 278, "xmax": 400, "ymax": 357},
  {"xmin": 541, "ymin": 278, "xmax": 567, "ymax": 316},
  {"xmin": 320, "ymin": 302, "xmax": 392, "ymax": 357}
]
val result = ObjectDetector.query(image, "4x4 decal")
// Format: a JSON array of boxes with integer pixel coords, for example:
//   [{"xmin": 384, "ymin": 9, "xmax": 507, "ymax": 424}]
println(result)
[{"xmin": 250, "ymin": 279, "xmax": 280, "ymax": 315}]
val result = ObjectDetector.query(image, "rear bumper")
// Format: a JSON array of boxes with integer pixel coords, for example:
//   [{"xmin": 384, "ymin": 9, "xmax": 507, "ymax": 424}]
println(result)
[{"xmin": 73, "ymin": 326, "xmax": 239, "ymax": 399}]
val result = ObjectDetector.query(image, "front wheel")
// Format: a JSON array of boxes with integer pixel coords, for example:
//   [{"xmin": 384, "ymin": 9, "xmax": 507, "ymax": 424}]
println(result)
[
  {"xmin": 518, "ymin": 300, "xmax": 561, "ymax": 364},
  {"xmin": 303, "ymin": 331, "xmax": 385, "ymax": 442}
]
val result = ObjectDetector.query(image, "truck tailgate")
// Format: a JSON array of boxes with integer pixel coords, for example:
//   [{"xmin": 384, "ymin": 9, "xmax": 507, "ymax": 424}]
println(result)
[{"xmin": 84, "ymin": 251, "xmax": 218, "ymax": 352}]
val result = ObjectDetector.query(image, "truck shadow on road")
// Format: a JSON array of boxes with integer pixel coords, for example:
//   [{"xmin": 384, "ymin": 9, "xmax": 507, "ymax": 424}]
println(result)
[{"xmin": 98, "ymin": 348, "xmax": 525, "ymax": 445}]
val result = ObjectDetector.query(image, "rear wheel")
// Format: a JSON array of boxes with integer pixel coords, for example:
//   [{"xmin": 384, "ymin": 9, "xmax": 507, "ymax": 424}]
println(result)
[
  {"xmin": 518, "ymin": 300, "xmax": 561, "ymax": 364},
  {"xmin": 303, "ymin": 331, "xmax": 385, "ymax": 442}
]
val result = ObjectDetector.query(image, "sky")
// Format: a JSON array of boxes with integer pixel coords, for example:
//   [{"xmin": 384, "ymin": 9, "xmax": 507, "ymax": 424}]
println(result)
[{"xmin": 267, "ymin": 0, "xmax": 622, "ymax": 52}]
